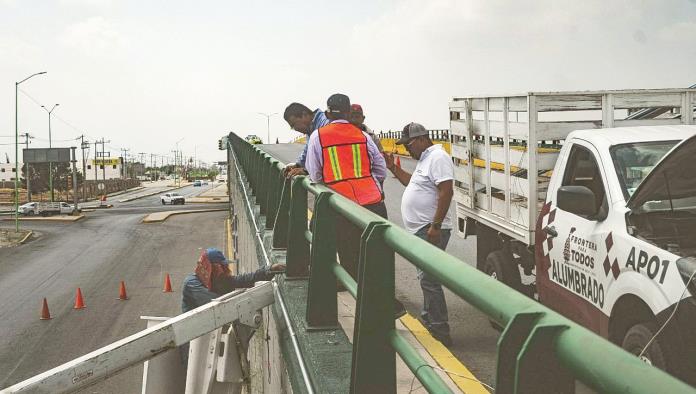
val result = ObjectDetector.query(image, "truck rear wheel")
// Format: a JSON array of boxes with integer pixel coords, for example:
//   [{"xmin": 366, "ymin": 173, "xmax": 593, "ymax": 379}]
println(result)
[
  {"xmin": 621, "ymin": 322, "xmax": 670, "ymax": 372},
  {"xmin": 483, "ymin": 250, "xmax": 521, "ymax": 291},
  {"xmin": 484, "ymin": 250, "xmax": 522, "ymax": 330}
]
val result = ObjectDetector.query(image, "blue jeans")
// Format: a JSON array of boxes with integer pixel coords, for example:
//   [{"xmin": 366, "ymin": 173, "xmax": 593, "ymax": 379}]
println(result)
[{"xmin": 414, "ymin": 225, "xmax": 451, "ymax": 336}]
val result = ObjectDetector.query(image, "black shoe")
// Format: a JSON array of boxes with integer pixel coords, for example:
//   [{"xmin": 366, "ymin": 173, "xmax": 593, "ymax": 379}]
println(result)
[
  {"xmin": 394, "ymin": 307, "xmax": 407, "ymax": 320},
  {"xmin": 431, "ymin": 331, "xmax": 453, "ymax": 347},
  {"xmin": 394, "ymin": 300, "xmax": 407, "ymax": 320}
]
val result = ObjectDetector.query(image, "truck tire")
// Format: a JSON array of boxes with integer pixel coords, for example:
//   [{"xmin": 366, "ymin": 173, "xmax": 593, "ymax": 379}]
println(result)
[
  {"xmin": 483, "ymin": 250, "xmax": 522, "ymax": 291},
  {"xmin": 162, "ymin": 200, "xmax": 166, "ymax": 205},
  {"xmin": 27, "ymin": 211, "xmax": 34, "ymax": 216},
  {"xmin": 483, "ymin": 250, "xmax": 522, "ymax": 330},
  {"xmin": 621, "ymin": 322, "xmax": 672, "ymax": 372}
]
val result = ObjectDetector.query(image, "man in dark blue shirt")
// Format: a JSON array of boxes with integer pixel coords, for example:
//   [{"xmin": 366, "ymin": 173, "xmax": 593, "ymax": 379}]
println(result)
[{"xmin": 282, "ymin": 102, "xmax": 329, "ymax": 178}]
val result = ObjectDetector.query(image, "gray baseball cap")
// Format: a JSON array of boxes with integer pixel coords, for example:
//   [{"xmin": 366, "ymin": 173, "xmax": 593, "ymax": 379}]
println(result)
[{"xmin": 396, "ymin": 122, "xmax": 428, "ymax": 145}]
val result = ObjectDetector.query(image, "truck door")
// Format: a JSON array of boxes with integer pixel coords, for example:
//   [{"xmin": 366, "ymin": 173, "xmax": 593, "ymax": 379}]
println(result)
[{"xmin": 538, "ymin": 141, "xmax": 613, "ymax": 333}]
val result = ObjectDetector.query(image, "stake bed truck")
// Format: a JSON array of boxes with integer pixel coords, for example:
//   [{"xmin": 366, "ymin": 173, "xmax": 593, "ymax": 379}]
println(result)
[{"xmin": 450, "ymin": 88, "xmax": 696, "ymax": 384}]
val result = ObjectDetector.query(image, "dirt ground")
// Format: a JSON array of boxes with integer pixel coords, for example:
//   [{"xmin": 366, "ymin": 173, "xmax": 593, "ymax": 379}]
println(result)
[{"xmin": 0, "ymin": 228, "xmax": 31, "ymax": 248}]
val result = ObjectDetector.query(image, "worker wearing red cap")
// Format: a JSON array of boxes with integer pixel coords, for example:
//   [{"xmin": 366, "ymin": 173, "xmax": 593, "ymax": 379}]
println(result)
[{"xmin": 350, "ymin": 104, "xmax": 383, "ymax": 153}]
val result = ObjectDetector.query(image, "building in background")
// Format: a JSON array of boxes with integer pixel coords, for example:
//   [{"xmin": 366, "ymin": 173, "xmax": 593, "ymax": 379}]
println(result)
[
  {"xmin": 0, "ymin": 162, "xmax": 20, "ymax": 182},
  {"xmin": 84, "ymin": 157, "xmax": 122, "ymax": 181}
]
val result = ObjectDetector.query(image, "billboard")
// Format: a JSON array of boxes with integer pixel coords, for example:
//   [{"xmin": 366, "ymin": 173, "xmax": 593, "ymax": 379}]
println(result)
[
  {"xmin": 91, "ymin": 158, "xmax": 121, "ymax": 166},
  {"xmin": 23, "ymin": 148, "xmax": 72, "ymax": 163}
]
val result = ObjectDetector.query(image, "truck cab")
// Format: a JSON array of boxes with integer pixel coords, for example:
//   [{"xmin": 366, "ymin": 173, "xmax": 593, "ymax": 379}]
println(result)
[{"xmin": 535, "ymin": 126, "xmax": 696, "ymax": 381}]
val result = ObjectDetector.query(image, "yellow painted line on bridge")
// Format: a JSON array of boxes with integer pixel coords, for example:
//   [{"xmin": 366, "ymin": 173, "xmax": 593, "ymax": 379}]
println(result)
[
  {"xmin": 308, "ymin": 207, "xmax": 489, "ymax": 393},
  {"xmin": 401, "ymin": 314, "xmax": 490, "ymax": 393}
]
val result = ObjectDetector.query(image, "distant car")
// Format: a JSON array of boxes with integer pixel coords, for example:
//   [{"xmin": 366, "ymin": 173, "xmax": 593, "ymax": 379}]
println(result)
[
  {"xmin": 245, "ymin": 134, "xmax": 262, "ymax": 144},
  {"xmin": 161, "ymin": 192, "xmax": 185, "ymax": 205},
  {"xmin": 193, "ymin": 180, "xmax": 202, "ymax": 187},
  {"xmin": 202, "ymin": 181, "xmax": 209, "ymax": 185}
]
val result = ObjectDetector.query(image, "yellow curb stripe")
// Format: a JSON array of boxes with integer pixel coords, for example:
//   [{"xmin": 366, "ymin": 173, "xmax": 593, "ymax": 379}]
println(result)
[
  {"xmin": 19, "ymin": 230, "xmax": 33, "ymax": 244},
  {"xmin": 400, "ymin": 315, "xmax": 490, "ymax": 394}
]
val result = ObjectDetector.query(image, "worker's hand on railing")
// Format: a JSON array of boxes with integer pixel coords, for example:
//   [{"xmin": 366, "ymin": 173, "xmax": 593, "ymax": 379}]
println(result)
[
  {"xmin": 270, "ymin": 263, "xmax": 286, "ymax": 273},
  {"xmin": 285, "ymin": 167, "xmax": 307, "ymax": 179}
]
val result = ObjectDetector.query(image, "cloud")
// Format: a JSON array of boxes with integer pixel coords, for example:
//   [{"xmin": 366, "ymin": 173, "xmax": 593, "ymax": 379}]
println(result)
[
  {"xmin": 659, "ymin": 21, "xmax": 696, "ymax": 42},
  {"xmin": 58, "ymin": 16, "xmax": 129, "ymax": 54},
  {"xmin": 59, "ymin": 0, "xmax": 112, "ymax": 7}
]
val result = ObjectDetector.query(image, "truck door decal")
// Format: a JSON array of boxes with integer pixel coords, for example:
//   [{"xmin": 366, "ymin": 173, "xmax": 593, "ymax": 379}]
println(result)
[{"xmin": 625, "ymin": 247, "xmax": 670, "ymax": 284}]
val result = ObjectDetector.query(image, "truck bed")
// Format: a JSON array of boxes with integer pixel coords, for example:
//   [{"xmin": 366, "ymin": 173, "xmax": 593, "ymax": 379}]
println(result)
[{"xmin": 450, "ymin": 88, "xmax": 696, "ymax": 245}]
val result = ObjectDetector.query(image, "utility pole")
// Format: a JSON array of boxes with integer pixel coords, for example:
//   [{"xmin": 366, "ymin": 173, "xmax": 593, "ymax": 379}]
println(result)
[
  {"xmin": 70, "ymin": 147, "xmax": 78, "ymax": 210},
  {"xmin": 41, "ymin": 103, "xmax": 59, "ymax": 202},
  {"xmin": 121, "ymin": 148, "xmax": 130, "ymax": 178},
  {"xmin": 94, "ymin": 140, "xmax": 98, "ymax": 183},
  {"xmin": 138, "ymin": 152, "xmax": 146, "ymax": 179},
  {"xmin": 101, "ymin": 139, "xmax": 106, "ymax": 183},
  {"xmin": 80, "ymin": 135, "xmax": 88, "ymax": 201},
  {"xmin": 23, "ymin": 133, "xmax": 31, "ymax": 202}
]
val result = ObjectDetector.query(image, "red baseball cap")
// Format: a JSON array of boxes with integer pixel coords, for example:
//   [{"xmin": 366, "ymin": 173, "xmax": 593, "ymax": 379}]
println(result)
[{"xmin": 350, "ymin": 104, "xmax": 363, "ymax": 114}]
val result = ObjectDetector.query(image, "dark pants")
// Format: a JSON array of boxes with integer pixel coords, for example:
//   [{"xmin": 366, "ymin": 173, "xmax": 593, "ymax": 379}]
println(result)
[
  {"xmin": 336, "ymin": 201, "xmax": 387, "ymax": 280},
  {"xmin": 414, "ymin": 224, "xmax": 451, "ymax": 336}
]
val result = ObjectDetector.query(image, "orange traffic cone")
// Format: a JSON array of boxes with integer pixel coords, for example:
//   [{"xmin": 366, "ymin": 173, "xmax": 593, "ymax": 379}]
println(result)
[
  {"xmin": 40, "ymin": 298, "xmax": 52, "ymax": 320},
  {"xmin": 163, "ymin": 274, "xmax": 173, "ymax": 293},
  {"xmin": 73, "ymin": 288, "xmax": 86, "ymax": 309},
  {"xmin": 396, "ymin": 156, "xmax": 401, "ymax": 168},
  {"xmin": 118, "ymin": 281, "xmax": 129, "ymax": 300}
]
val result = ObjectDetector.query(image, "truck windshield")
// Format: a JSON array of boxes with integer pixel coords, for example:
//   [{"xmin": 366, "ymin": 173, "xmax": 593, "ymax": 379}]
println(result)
[{"xmin": 610, "ymin": 141, "xmax": 678, "ymax": 200}]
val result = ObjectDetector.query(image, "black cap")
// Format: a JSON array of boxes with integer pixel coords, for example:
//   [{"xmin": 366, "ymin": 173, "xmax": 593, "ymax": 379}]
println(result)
[{"xmin": 326, "ymin": 93, "xmax": 351, "ymax": 114}]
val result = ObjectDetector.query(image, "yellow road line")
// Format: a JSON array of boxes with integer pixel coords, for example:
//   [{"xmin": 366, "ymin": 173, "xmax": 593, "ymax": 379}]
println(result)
[{"xmin": 400, "ymin": 314, "xmax": 490, "ymax": 393}]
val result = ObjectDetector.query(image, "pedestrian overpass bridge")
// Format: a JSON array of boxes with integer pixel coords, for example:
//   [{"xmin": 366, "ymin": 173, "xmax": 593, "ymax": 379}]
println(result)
[{"xmin": 3, "ymin": 133, "xmax": 693, "ymax": 394}]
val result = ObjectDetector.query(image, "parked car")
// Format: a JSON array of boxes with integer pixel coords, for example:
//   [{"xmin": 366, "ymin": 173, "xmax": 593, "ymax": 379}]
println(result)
[
  {"xmin": 161, "ymin": 192, "xmax": 185, "ymax": 205},
  {"xmin": 193, "ymin": 180, "xmax": 202, "ymax": 187}
]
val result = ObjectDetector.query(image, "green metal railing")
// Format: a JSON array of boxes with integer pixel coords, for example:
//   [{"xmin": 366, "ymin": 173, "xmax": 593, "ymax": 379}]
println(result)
[{"xmin": 227, "ymin": 132, "xmax": 695, "ymax": 394}]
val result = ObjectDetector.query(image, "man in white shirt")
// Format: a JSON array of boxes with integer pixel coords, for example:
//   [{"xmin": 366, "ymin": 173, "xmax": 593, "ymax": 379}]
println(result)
[{"xmin": 384, "ymin": 122, "xmax": 454, "ymax": 346}]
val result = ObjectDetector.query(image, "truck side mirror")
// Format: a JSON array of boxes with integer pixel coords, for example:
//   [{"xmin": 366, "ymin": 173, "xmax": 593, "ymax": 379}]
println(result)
[{"xmin": 557, "ymin": 186, "xmax": 597, "ymax": 218}]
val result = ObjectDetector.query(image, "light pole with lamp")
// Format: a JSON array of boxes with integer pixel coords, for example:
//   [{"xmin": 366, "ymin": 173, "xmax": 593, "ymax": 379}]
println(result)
[
  {"xmin": 41, "ymin": 103, "xmax": 59, "ymax": 202},
  {"xmin": 14, "ymin": 71, "xmax": 47, "ymax": 233},
  {"xmin": 257, "ymin": 112, "xmax": 277, "ymax": 144}
]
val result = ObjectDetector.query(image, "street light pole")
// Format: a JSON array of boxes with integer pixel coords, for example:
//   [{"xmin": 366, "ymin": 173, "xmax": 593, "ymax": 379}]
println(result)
[
  {"xmin": 14, "ymin": 71, "xmax": 46, "ymax": 233},
  {"xmin": 257, "ymin": 112, "xmax": 277, "ymax": 144},
  {"xmin": 41, "ymin": 103, "xmax": 59, "ymax": 202}
]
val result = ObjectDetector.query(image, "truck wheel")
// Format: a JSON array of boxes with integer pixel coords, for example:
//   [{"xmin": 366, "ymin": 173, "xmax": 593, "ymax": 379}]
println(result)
[
  {"xmin": 483, "ymin": 250, "xmax": 522, "ymax": 291},
  {"xmin": 484, "ymin": 250, "xmax": 522, "ymax": 330},
  {"xmin": 27, "ymin": 211, "xmax": 34, "ymax": 216},
  {"xmin": 162, "ymin": 200, "xmax": 166, "ymax": 205},
  {"xmin": 621, "ymin": 322, "xmax": 670, "ymax": 372}
]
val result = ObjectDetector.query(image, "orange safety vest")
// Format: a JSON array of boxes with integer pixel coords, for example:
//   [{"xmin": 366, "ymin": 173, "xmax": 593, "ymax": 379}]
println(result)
[{"xmin": 318, "ymin": 122, "xmax": 382, "ymax": 206}]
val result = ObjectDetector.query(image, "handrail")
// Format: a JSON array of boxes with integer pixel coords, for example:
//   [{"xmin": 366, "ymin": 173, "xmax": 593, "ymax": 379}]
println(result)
[{"xmin": 227, "ymin": 131, "xmax": 696, "ymax": 394}]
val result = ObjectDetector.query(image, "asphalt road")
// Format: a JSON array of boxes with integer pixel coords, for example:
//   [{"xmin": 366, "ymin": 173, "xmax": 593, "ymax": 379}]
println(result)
[
  {"xmin": 258, "ymin": 143, "xmax": 499, "ymax": 386},
  {"xmin": 0, "ymin": 184, "xmax": 229, "ymax": 392}
]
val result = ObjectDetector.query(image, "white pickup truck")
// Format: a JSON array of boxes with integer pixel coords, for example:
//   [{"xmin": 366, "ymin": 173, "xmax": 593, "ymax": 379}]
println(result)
[
  {"xmin": 18, "ymin": 202, "xmax": 78, "ymax": 216},
  {"xmin": 450, "ymin": 88, "xmax": 696, "ymax": 384}
]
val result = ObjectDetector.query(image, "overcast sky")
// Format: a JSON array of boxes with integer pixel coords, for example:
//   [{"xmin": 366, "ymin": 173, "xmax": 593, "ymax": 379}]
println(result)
[{"xmin": 1, "ymin": 0, "xmax": 695, "ymax": 165}]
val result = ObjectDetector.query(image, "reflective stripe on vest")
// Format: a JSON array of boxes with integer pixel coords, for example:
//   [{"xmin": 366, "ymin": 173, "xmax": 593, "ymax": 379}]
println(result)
[{"xmin": 318, "ymin": 122, "xmax": 382, "ymax": 206}]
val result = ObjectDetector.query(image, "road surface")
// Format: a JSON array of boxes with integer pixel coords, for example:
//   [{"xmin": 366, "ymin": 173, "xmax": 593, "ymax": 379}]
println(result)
[{"xmin": 0, "ymin": 184, "xmax": 228, "ymax": 392}]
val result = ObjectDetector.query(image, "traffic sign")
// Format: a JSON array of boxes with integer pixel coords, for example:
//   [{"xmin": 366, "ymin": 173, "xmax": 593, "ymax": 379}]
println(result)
[{"xmin": 97, "ymin": 183, "xmax": 105, "ymax": 191}]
